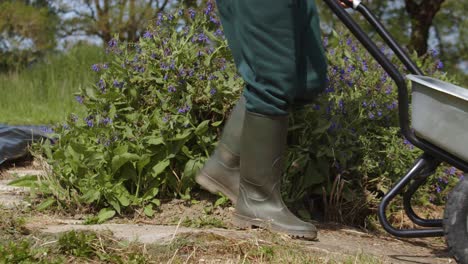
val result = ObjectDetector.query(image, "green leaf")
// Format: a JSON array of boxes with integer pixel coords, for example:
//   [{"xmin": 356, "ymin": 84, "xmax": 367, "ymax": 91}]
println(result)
[
  {"xmin": 183, "ymin": 159, "xmax": 202, "ymax": 179},
  {"xmin": 111, "ymin": 153, "xmax": 140, "ymax": 173},
  {"xmin": 142, "ymin": 187, "xmax": 159, "ymax": 201},
  {"xmin": 36, "ymin": 198, "xmax": 56, "ymax": 211},
  {"xmin": 214, "ymin": 196, "xmax": 228, "ymax": 207},
  {"xmin": 195, "ymin": 120, "xmax": 210, "ymax": 135},
  {"xmin": 137, "ymin": 155, "xmax": 151, "ymax": 175},
  {"xmin": 151, "ymin": 199, "xmax": 161, "ymax": 207},
  {"xmin": 144, "ymin": 204, "xmax": 154, "ymax": 217},
  {"xmin": 211, "ymin": 120, "xmax": 223, "ymax": 127},
  {"xmin": 8, "ymin": 175, "xmax": 38, "ymax": 187},
  {"xmin": 171, "ymin": 129, "xmax": 193, "ymax": 141},
  {"xmin": 147, "ymin": 136, "xmax": 164, "ymax": 146},
  {"xmin": 117, "ymin": 194, "xmax": 130, "ymax": 207},
  {"xmin": 97, "ymin": 208, "xmax": 116, "ymax": 223},
  {"xmin": 151, "ymin": 159, "xmax": 170, "ymax": 177}
]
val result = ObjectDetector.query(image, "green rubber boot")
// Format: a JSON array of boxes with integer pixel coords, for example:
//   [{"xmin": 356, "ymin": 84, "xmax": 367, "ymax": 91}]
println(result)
[
  {"xmin": 195, "ymin": 97, "xmax": 245, "ymax": 204},
  {"xmin": 233, "ymin": 111, "xmax": 318, "ymax": 240}
]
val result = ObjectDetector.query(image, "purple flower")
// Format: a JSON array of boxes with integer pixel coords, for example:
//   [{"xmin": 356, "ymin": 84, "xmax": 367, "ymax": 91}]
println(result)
[
  {"xmin": 385, "ymin": 86, "xmax": 393, "ymax": 94},
  {"xmin": 362, "ymin": 60, "xmax": 368, "ymax": 71},
  {"xmin": 160, "ymin": 62, "xmax": 169, "ymax": 70},
  {"xmin": 151, "ymin": 53, "xmax": 158, "ymax": 59},
  {"xmin": 403, "ymin": 138, "xmax": 414, "ymax": 149},
  {"xmin": 377, "ymin": 111, "xmax": 382, "ymax": 117},
  {"xmin": 75, "ymin": 95, "xmax": 84, "ymax": 104},
  {"xmin": 346, "ymin": 38, "xmax": 352, "ymax": 46},
  {"xmin": 429, "ymin": 49, "xmax": 439, "ymax": 57},
  {"xmin": 168, "ymin": 85, "xmax": 177, "ymax": 93},
  {"xmin": 204, "ymin": 1, "xmax": 214, "ymax": 15},
  {"xmin": 178, "ymin": 9, "xmax": 184, "ymax": 16},
  {"xmin": 108, "ymin": 39, "xmax": 118, "ymax": 48},
  {"xmin": 436, "ymin": 60, "xmax": 443, "ymax": 70},
  {"xmin": 156, "ymin": 13, "xmax": 164, "ymax": 25},
  {"xmin": 102, "ymin": 63, "xmax": 109, "ymax": 70},
  {"xmin": 164, "ymin": 47, "xmax": 172, "ymax": 56},
  {"xmin": 178, "ymin": 105, "xmax": 191, "ymax": 114},
  {"xmin": 214, "ymin": 29, "xmax": 224, "ymax": 36},
  {"xmin": 167, "ymin": 14, "xmax": 174, "ymax": 21},
  {"xmin": 98, "ymin": 79, "xmax": 106, "ymax": 92},
  {"xmin": 85, "ymin": 116, "xmax": 94, "ymax": 127},
  {"xmin": 368, "ymin": 112, "xmax": 375, "ymax": 119},
  {"xmin": 208, "ymin": 74, "xmax": 217, "ymax": 80},
  {"xmin": 436, "ymin": 185, "xmax": 441, "ymax": 193},
  {"xmin": 101, "ymin": 117, "xmax": 112, "ymax": 125},
  {"xmin": 91, "ymin": 64, "xmax": 100, "ymax": 72},
  {"xmin": 163, "ymin": 74, "xmax": 169, "ymax": 80},
  {"xmin": 210, "ymin": 88, "xmax": 216, "ymax": 95},
  {"xmin": 387, "ymin": 101, "xmax": 397, "ymax": 110},
  {"xmin": 113, "ymin": 80, "xmax": 124, "ymax": 89},
  {"xmin": 143, "ymin": 31, "xmax": 153, "ymax": 39},
  {"xmin": 362, "ymin": 101, "xmax": 368, "ymax": 108},
  {"xmin": 323, "ymin": 37, "xmax": 328, "ymax": 47},
  {"xmin": 209, "ymin": 16, "xmax": 219, "ymax": 25},
  {"xmin": 162, "ymin": 115, "xmax": 170, "ymax": 122},
  {"xmin": 446, "ymin": 167, "xmax": 456, "ymax": 176},
  {"xmin": 188, "ymin": 8, "xmax": 196, "ymax": 19}
]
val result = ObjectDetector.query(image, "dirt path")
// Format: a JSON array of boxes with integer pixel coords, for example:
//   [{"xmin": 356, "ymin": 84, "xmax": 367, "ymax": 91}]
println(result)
[{"xmin": 0, "ymin": 165, "xmax": 455, "ymax": 264}]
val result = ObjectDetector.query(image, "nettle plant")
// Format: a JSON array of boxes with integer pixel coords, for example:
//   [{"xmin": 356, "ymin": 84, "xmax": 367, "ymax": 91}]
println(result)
[
  {"xmin": 37, "ymin": 4, "xmax": 242, "ymax": 218},
  {"xmin": 34, "ymin": 2, "xmax": 462, "ymax": 223}
]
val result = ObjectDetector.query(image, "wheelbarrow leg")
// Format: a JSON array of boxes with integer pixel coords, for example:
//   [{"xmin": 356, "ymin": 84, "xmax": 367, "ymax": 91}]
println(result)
[{"xmin": 378, "ymin": 153, "xmax": 444, "ymax": 237}]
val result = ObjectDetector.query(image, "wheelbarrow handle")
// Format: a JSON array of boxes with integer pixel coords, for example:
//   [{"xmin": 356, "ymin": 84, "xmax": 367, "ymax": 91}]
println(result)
[{"xmin": 353, "ymin": 3, "xmax": 424, "ymax": 75}]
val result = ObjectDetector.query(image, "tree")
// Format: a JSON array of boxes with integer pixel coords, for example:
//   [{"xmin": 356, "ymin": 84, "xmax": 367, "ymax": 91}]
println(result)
[
  {"xmin": 56, "ymin": 0, "xmax": 172, "ymax": 46},
  {"xmin": 405, "ymin": 0, "xmax": 445, "ymax": 56},
  {"xmin": 0, "ymin": 0, "xmax": 58, "ymax": 71}
]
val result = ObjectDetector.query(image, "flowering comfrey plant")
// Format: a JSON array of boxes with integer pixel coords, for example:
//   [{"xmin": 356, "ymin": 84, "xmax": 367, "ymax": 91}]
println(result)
[
  {"xmin": 35, "ymin": 3, "xmax": 242, "ymax": 218},
  {"xmin": 282, "ymin": 29, "xmax": 458, "ymax": 224}
]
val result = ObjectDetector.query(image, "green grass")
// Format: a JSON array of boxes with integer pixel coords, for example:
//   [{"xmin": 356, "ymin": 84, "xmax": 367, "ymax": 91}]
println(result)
[{"xmin": 0, "ymin": 44, "xmax": 107, "ymax": 125}]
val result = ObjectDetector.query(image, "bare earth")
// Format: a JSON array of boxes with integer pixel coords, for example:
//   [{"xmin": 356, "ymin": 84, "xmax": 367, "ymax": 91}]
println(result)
[{"xmin": 0, "ymin": 165, "xmax": 455, "ymax": 264}]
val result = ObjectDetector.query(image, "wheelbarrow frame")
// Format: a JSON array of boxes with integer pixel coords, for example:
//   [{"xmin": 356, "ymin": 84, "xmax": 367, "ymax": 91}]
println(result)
[{"xmin": 322, "ymin": 0, "xmax": 468, "ymax": 238}]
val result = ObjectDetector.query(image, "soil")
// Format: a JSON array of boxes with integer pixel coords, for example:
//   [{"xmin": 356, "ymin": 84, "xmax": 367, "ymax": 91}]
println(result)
[{"xmin": 0, "ymin": 161, "xmax": 456, "ymax": 264}]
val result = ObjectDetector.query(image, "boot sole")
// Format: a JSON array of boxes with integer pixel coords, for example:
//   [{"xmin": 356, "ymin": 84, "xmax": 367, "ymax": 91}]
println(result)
[
  {"xmin": 195, "ymin": 171, "xmax": 237, "ymax": 204},
  {"xmin": 233, "ymin": 213, "xmax": 318, "ymax": 240}
]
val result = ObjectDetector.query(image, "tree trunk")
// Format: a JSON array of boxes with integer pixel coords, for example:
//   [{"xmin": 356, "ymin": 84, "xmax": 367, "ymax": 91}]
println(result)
[{"xmin": 404, "ymin": 0, "xmax": 445, "ymax": 56}]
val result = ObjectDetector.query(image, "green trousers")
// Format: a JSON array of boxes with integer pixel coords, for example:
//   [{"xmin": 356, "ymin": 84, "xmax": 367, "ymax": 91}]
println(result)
[{"xmin": 216, "ymin": 0, "xmax": 328, "ymax": 116}]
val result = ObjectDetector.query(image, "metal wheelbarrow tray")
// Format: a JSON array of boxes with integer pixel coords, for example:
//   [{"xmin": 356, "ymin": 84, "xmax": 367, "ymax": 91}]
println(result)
[
  {"xmin": 322, "ymin": 0, "xmax": 468, "ymax": 263},
  {"xmin": 410, "ymin": 75, "xmax": 468, "ymax": 163}
]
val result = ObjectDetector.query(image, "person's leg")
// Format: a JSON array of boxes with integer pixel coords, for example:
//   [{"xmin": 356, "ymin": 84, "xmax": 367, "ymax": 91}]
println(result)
[
  {"xmin": 231, "ymin": 0, "xmax": 322, "ymax": 239},
  {"xmin": 195, "ymin": 0, "xmax": 245, "ymax": 204}
]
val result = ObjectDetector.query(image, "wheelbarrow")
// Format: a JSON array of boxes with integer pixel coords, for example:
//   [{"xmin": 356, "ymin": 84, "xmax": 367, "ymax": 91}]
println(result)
[{"xmin": 322, "ymin": 0, "xmax": 468, "ymax": 262}]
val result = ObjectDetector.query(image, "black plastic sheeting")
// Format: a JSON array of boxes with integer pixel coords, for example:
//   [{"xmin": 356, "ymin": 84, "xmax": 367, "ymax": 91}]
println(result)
[{"xmin": 0, "ymin": 125, "xmax": 53, "ymax": 165}]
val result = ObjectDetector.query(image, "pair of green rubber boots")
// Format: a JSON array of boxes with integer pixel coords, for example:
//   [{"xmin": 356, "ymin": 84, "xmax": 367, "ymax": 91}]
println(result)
[{"xmin": 195, "ymin": 97, "xmax": 318, "ymax": 240}]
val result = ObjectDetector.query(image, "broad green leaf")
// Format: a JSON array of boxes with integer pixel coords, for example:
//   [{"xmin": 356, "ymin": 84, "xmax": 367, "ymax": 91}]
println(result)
[
  {"xmin": 97, "ymin": 208, "xmax": 116, "ymax": 223},
  {"xmin": 195, "ymin": 120, "xmax": 210, "ymax": 135},
  {"xmin": 142, "ymin": 187, "xmax": 159, "ymax": 201},
  {"xmin": 144, "ymin": 204, "xmax": 154, "ymax": 217},
  {"xmin": 111, "ymin": 153, "xmax": 140, "ymax": 173},
  {"xmin": 151, "ymin": 159, "xmax": 170, "ymax": 177}
]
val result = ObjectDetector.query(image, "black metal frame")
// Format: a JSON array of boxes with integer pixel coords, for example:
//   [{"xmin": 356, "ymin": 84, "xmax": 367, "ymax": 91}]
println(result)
[{"xmin": 322, "ymin": 0, "xmax": 468, "ymax": 238}]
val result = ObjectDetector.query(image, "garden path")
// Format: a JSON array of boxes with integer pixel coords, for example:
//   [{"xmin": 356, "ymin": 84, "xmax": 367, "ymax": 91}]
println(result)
[{"xmin": 0, "ymin": 166, "xmax": 454, "ymax": 264}]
